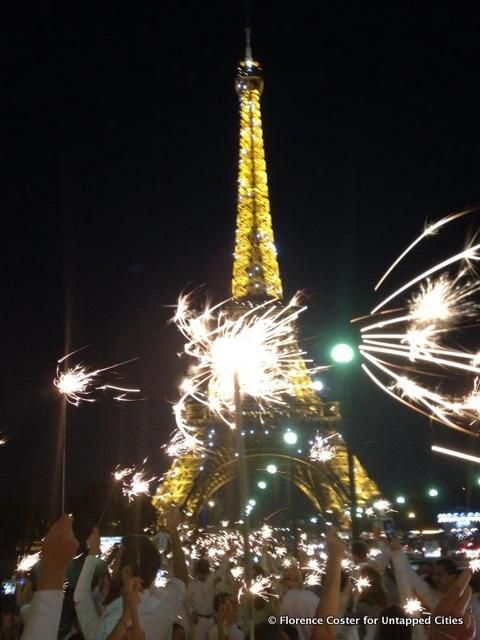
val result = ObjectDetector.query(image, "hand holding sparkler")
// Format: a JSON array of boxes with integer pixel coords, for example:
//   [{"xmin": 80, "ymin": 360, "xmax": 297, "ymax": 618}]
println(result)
[
  {"xmin": 87, "ymin": 527, "xmax": 101, "ymax": 556},
  {"xmin": 312, "ymin": 527, "xmax": 345, "ymax": 640},
  {"xmin": 39, "ymin": 515, "xmax": 79, "ymax": 591}
]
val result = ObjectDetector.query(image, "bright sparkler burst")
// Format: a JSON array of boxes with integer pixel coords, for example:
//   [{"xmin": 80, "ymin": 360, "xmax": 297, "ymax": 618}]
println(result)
[
  {"xmin": 404, "ymin": 597, "xmax": 425, "ymax": 616},
  {"xmin": 17, "ymin": 552, "xmax": 40, "ymax": 573},
  {"xmin": 238, "ymin": 575, "xmax": 278, "ymax": 603},
  {"xmin": 358, "ymin": 209, "xmax": 480, "ymax": 434},
  {"xmin": 118, "ymin": 465, "xmax": 158, "ymax": 502},
  {"xmin": 352, "ymin": 576, "xmax": 371, "ymax": 593},
  {"xmin": 170, "ymin": 293, "xmax": 319, "ymax": 451},
  {"xmin": 54, "ymin": 351, "xmax": 140, "ymax": 406},
  {"xmin": 309, "ymin": 433, "xmax": 339, "ymax": 462}
]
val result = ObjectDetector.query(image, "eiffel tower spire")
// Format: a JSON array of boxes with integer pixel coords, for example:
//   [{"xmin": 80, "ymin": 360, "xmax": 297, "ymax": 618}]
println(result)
[{"xmin": 232, "ymin": 30, "xmax": 283, "ymax": 301}]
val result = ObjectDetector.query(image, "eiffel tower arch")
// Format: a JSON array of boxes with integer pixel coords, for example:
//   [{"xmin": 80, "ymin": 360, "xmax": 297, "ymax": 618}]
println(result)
[{"xmin": 153, "ymin": 33, "xmax": 379, "ymax": 525}]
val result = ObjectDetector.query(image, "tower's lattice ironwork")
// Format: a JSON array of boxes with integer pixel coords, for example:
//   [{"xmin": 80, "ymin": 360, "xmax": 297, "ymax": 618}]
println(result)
[{"xmin": 154, "ymin": 37, "xmax": 379, "ymax": 526}]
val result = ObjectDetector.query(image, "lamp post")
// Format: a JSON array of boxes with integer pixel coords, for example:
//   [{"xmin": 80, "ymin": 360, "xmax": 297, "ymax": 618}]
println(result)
[
  {"xmin": 283, "ymin": 429, "xmax": 298, "ymax": 553},
  {"xmin": 330, "ymin": 343, "xmax": 358, "ymax": 539},
  {"xmin": 233, "ymin": 372, "xmax": 254, "ymax": 640}
]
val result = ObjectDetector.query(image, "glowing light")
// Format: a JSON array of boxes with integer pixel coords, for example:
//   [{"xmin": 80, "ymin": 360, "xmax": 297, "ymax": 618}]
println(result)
[
  {"xmin": 373, "ymin": 499, "xmax": 392, "ymax": 513},
  {"xmin": 428, "ymin": 488, "xmax": 439, "ymax": 497},
  {"xmin": 171, "ymin": 293, "xmax": 320, "ymax": 450},
  {"xmin": 353, "ymin": 576, "xmax": 371, "ymax": 593},
  {"xmin": 408, "ymin": 512, "xmax": 416, "ymax": 519},
  {"xmin": 396, "ymin": 496, "xmax": 406, "ymax": 504},
  {"xmin": 432, "ymin": 445, "xmax": 480, "ymax": 465},
  {"xmin": 0, "ymin": 434, "xmax": 8, "ymax": 447},
  {"xmin": 208, "ymin": 500, "xmax": 215, "ymax": 508},
  {"xmin": 283, "ymin": 430, "xmax": 298, "ymax": 445},
  {"xmin": 309, "ymin": 433, "xmax": 338, "ymax": 462},
  {"xmin": 257, "ymin": 481, "xmax": 267, "ymax": 490},
  {"xmin": 238, "ymin": 575, "xmax": 277, "ymax": 603},
  {"xmin": 266, "ymin": 464, "xmax": 277, "ymax": 474},
  {"xmin": 404, "ymin": 597, "xmax": 425, "ymax": 616},
  {"xmin": 469, "ymin": 558, "xmax": 480, "ymax": 573},
  {"xmin": 120, "ymin": 467, "xmax": 158, "ymax": 502},
  {"xmin": 331, "ymin": 343, "xmax": 355, "ymax": 363},
  {"xmin": 312, "ymin": 379, "xmax": 324, "ymax": 391},
  {"xmin": 17, "ymin": 552, "xmax": 40, "ymax": 573},
  {"xmin": 358, "ymin": 211, "xmax": 480, "ymax": 434},
  {"xmin": 54, "ymin": 352, "xmax": 139, "ymax": 406}
]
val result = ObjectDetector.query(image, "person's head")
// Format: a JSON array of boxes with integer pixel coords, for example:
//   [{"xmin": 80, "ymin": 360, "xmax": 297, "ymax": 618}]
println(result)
[
  {"xmin": 376, "ymin": 605, "xmax": 412, "ymax": 640},
  {"xmin": 358, "ymin": 565, "xmax": 387, "ymax": 608},
  {"xmin": 282, "ymin": 564, "xmax": 302, "ymax": 590},
  {"xmin": 352, "ymin": 539, "xmax": 368, "ymax": 564},
  {"xmin": 105, "ymin": 535, "xmax": 161, "ymax": 605},
  {"xmin": 172, "ymin": 622, "xmax": 186, "ymax": 640},
  {"xmin": 433, "ymin": 558, "xmax": 460, "ymax": 593},
  {"xmin": 194, "ymin": 558, "xmax": 211, "ymax": 582}
]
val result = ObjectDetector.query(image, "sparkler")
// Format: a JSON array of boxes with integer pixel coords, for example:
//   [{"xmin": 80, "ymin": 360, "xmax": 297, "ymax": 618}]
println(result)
[
  {"xmin": 309, "ymin": 433, "xmax": 339, "ymax": 463},
  {"xmin": 0, "ymin": 433, "xmax": 8, "ymax": 446},
  {"xmin": 122, "ymin": 469, "xmax": 159, "ymax": 502},
  {"xmin": 469, "ymin": 558, "xmax": 480, "ymax": 573},
  {"xmin": 404, "ymin": 597, "xmax": 425, "ymax": 616},
  {"xmin": 432, "ymin": 445, "xmax": 480, "ymax": 464},
  {"xmin": 238, "ymin": 575, "xmax": 278, "ymax": 603},
  {"xmin": 357, "ymin": 209, "xmax": 480, "ymax": 434},
  {"xmin": 17, "ymin": 552, "xmax": 40, "ymax": 573},
  {"xmin": 352, "ymin": 576, "xmax": 371, "ymax": 593},
  {"xmin": 170, "ymin": 292, "xmax": 319, "ymax": 450},
  {"xmin": 54, "ymin": 351, "xmax": 140, "ymax": 406}
]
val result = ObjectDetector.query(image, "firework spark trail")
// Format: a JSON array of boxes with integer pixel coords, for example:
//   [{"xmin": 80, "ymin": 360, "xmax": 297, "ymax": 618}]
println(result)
[
  {"xmin": 54, "ymin": 352, "xmax": 140, "ymax": 406},
  {"xmin": 357, "ymin": 211, "xmax": 480, "ymax": 434},
  {"xmin": 116, "ymin": 463, "xmax": 158, "ymax": 501},
  {"xmin": 374, "ymin": 208, "xmax": 477, "ymax": 291},
  {"xmin": 0, "ymin": 433, "xmax": 8, "ymax": 446},
  {"xmin": 352, "ymin": 576, "xmax": 371, "ymax": 593},
  {"xmin": 170, "ymin": 293, "xmax": 320, "ymax": 452},
  {"xmin": 238, "ymin": 575, "xmax": 278, "ymax": 603}
]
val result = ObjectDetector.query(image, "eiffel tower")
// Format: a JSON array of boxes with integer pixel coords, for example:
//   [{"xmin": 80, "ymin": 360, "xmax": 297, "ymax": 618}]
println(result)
[{"xmin": 153, "ymin": 32, "xmax": 379, "ymax": 527}]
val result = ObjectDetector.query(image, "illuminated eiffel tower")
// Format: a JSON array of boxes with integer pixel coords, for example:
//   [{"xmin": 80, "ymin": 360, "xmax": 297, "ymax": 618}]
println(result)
[{"xmin": 154, "ymin": 32, "xmax": 379, "ymax": 526}]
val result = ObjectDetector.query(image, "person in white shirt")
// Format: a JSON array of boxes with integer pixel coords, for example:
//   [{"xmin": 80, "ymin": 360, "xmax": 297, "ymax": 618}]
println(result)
[
  {"xmin": 207, "ymin": 593, "xmax": 244, "ymax": 640},
  {"xmin": 188, "ymin": 558, "xmax": 229, "ymax": 640},
  {"xmin": 74, "ymin": 506, "xmax": 188, "ymax": 640},
  {"xmin": 280, "ymin": 563, "xmax": 319, "ymax": 640}
]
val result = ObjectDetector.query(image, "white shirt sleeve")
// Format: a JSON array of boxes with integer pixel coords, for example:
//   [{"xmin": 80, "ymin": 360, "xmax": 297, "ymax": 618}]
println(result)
[
  {"xmin": 73, "ymin": 555, "xmax": 100, "ymax": 640},
  {"xmin": 390, "ymin": 549, "xmax": 439, "ymax": 610},
  {"xmin": 20, "ymin": 590, "xmax": 64, "ymax": 640}
]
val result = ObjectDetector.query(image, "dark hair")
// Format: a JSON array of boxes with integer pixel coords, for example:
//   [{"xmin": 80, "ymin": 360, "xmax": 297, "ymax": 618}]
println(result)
[
  {"xmin": 194, "ymin": 558, "xmax": 210, "ymax": 575},
  {"xmin": 436, "ymin": 558, "xmax": 460, "ymax": 576},
  {"xmin": 352, "ymin": 540, "xmax": 368, "ymax": 561},
  {"xmin": 213, "ymin": 592, "xmax": 231, "ymax": 613},
  {"xmin": 377, "ymin": 605, "xmax": 412, "ymax": 639},
  {"xmin": 247, "ymin": 621, "xmax": 291, "ymax": 640},
  {"xmin": 104, "ymin": 535, "xmax": 160, "ymax": 606}
]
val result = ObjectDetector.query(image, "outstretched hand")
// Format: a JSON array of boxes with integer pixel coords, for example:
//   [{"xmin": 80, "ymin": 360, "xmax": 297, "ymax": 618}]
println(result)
[
  {"xmin": 429, "ymin": 570, "xmax": 475, "ymax": 640},
  {"xmin": 39, "ymin": 515, "xmax": 79, "ymax": 590},
  {"xmin": 87, "ymin": 527, "xmax": 101, "ymax": 556},
  {"xmin": 325, "ymin": 526, "xmax": 345, "ymax": 562}
]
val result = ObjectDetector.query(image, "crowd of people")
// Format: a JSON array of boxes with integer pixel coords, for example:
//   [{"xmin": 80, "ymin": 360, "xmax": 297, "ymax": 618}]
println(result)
[{"xmin": 0, "ymin": 509, "xmax": 477, "ymax": 640}]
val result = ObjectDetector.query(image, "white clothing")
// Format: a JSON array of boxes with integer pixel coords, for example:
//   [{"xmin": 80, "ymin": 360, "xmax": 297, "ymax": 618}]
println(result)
[
  {"xmin": 280, "ymin": 588, "xmax": 319, "ymax": 640},
  {"xmin": 74, "ymin": 554, "xmax": 186, "ymax": 640},
  {"xmin": 21, "ymin": 590, "xmax": 64, "ymax": 640}
]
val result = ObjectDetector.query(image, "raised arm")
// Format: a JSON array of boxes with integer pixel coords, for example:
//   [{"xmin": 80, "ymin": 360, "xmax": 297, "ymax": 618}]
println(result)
[
  {"xmin": 73, "ymin": 527, "xmax": 102, "ymax": 640},
  {"xmin": 165, "ymin": 507, "xmax": 189, "ymax": 586},
  {"xmin": 312, "ymin": 527, "xmax": 346, "ymax": 640},
  {"xmin": 21, "ymin": 515, "xmax": 79, "ymax": 640}
]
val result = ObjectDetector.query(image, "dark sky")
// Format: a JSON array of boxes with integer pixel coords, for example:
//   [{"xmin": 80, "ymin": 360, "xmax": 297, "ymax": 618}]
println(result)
[{"xmin": 2, "ymin": 3, "xmax": 480, "ymax": 528}]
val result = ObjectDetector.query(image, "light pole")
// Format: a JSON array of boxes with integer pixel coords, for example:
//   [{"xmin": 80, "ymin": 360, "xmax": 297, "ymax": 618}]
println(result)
[
  {"xmin": 330, "ymin": 343, "xmax": 358, "ymax": 539},
  {"xmin": 283, "ymin": 429, "xmax": 298, "ymax": 553}
]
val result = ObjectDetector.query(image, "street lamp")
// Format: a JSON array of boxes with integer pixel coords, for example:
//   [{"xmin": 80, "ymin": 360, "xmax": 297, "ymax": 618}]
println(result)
[
  {"xmin": 396, "ymin": 496, "xmax": 406, "ymax": 504},
  {"xmin": 266, "ymin": 464, "xmax": 277, "ymax": 474},
  {"xmin": 331, "ymin": 343, "xmax": 355, "ymax": 364},
  {"xmin": 312, "ymin": 379, "xmax": 324, "ymax": 391},
  {"xmin": 283, "ymin": 430, "xmax": 298, "ymax": 445},
  {"xmin": 257, "ymin": 480, "xmax": 267, "ymax": 490},
  {"xmin": 408, "ymin": 512, "xmax": 416, "ymax": 519},
  {"xmin": 428, "ymin": 488, "xmax": 439, "ymax": 497}
]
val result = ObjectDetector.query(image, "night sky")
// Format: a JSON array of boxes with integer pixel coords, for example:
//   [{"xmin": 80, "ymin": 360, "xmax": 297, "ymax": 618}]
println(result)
[{"xmin": 2, "ymin": 3, "xmax": 480, "ymax": 533}]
